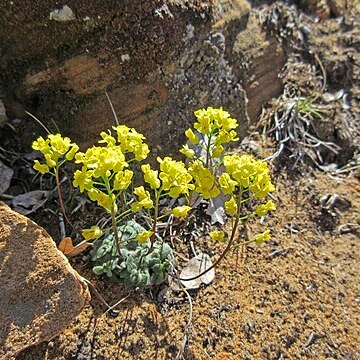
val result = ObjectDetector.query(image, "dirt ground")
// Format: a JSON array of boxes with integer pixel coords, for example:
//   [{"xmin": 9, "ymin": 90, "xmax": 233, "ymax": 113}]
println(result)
[
  {"xmin": 15, "ymin": 170, "xmax": 360, "ymax": 360},
  {"xmin": 0, "ymin": 1, "xmax": 359, "ymax": 359}
]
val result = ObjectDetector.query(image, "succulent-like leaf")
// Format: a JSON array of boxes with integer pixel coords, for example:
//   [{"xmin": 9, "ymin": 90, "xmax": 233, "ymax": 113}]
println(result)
[{"xmin": 92, "ymin": 220, "xmax": 174, "ymax": 288}]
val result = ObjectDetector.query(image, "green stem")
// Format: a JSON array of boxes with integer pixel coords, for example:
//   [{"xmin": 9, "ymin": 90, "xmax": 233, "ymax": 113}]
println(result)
[
  {"xmin": 110, "ymin": 204, "xmax": 122, "ymax": 256},
  {"xmin": 178, "ymin": 187, "xmax": 244, "ymax": 282},
  {"xmin": 103, "ymin": 174, "xmax": 121, "ymax": 256},
  {"xmin": 205, "ymin": 133, "xmax": 213, "ymax": 168},
  {"xmin": 232, "ymin": 238, "xmax": 256, "ymax": 249},
  {"xmin": 114, "ymin": 208, "xmax": 132, "ymax": 221},
  {"xmin": 148, "ymin": 189, "xmax": 160, "ymax": 254},
  {"xmin": 55, "ymin": 165, "xmax": 73, "ymax": 228}
]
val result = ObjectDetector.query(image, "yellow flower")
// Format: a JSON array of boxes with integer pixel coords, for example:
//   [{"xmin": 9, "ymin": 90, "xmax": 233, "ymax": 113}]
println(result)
[
  {"xmin": 212, "ymin": 145, "xmax": 224, "ymax": 158},
  {"xmin": 88, "ymin": 188, "xmax": 100, "ymax": 201},
  {"xmin": 113, "ymin": 169, "xmax": 133, "ymax": 190},
  {"xmin": 188, "ymin": 160, "xmax": 219, "ymax": 199},
  {"xmin": 96, "ymin": 192, "xmax": 116, "ymax": 213},
  {"xmin": 185, "ymin": 128, "xmax": 199, "ymax": 145},
  {"xmin": 172, "ymin": 205, "xmax": 192, "ymax": 218},
  {"xmin": 82, "ymin": 226, "xmax": 103, "ymax": 240},
  {"xmin": 136, "ymin": 230, "xmax": 153, "ymax": 244},
  {"xmin": 131, "ymin": 186, "xmax": 153, "ymax": 211},
  {"xmin": 158, "ymin": 157, "xmax": 194, "ymax": 198},
  {"xmin": 32, "ymin": 136, "xmax": 50, "ymax": 154},
  {"xmin": 87, "ymin": 189, "xmax": 117, "ymax": 213},
  {"xmin": 193, "ymin": 107, "xmax": 239, "ymax": 140},
  {"xmin": 253, "ymin": 230, "xmax": 271, "ymax": 245},
  {"xmin": 73, "ymin": 166, "xmax": 93, "ymax": 192},
  {"xmin": 180, "ymin": 144, "xmax": 195, "ymax": 158},
  {"xmin": 98, "ymin": 130, "xmax": 116, "ymax": 147},
  {"xmin": 65, "ymin": 144, "xmax": 79, "ymax": 161},
  {"xmin": 48, "ymin": 134, "xmax": 72, "ymax": 157},
  {"xmin": 44, "ymin": 153, "xmax": 56, "ymax": 168},
  {"xmin": 218, "ymin": 173, "xmax": 237, "ymax": 194},
  {"xmin": 249, "ymin": 172, "xmax": 275, "ymax": 199},
  {"xmin": 200, "ymin": 186, "xmax": 220, "ymax": 199},
  {"xmin": 207, "ymin": 107, "xmax": 238, "ymax": 132},
  {"xmin": 217, "ymin": 114, "xmax": 238, "ymax": 131},
  {"xmin": 225, "ymin": 196, "xmax": 238, "ymax": 216},
  {"xmin": 113, "ymin": 125, "xmax": 150, "ymax": 160},
  {"xmin": 215, "ymin": 129, "xmax": 239, "ymax": 145},
  {"xmin": 33, "ymin": 160, "xmax": 49, "ymax": 174},
  {"xmin": 255, "ymin": 200, "xmax": 276, "ymax": 216},
  {"xmin": 141, "ymin": 164, "xmax": 160, "ymax": 189},
  {"xmin": 209, "ymin": 230, "xmax": 225, "ymax": 241},
  {"xmin": 133, "ymin": 186, "xmax": 151, "ymax": 201},
  {"xmin": 134, "ymin": 143, "xmax": 150, "ymax": 161},
  {"xmin": 194, "ymin": 109, "xmax": 212, "ymax": 135},
  {"xmin": 223, "ymin": 154, "xmax": 275, "ymax": 199}
]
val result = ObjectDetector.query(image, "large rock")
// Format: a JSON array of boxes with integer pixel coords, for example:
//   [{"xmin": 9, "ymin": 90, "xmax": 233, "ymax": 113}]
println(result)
[
  {"xmin": 0, "ymin": 0, "xmax": 284, "ymax": 154},
  {"xmin": 0, "ymin": 202, "xmax": 90, "ymax": 359}
]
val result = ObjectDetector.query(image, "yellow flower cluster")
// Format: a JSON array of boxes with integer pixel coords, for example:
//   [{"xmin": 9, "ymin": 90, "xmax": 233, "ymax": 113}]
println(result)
[
  {"xmin": 188, "ymin": 160, "xmax": 220, "ymax": 199},
  {"xmin": 193, "ymin": 106, "xmax": 238, "ymax": 141},
  {"xmin": 181, "ymin": 107, "xmax": 239, "ymax": 161},
  {"xmin": 75, "ymin": 145, "xmax": 127, "ymax": 178},
  {"xmin": 113, "ymin": 125, "xmax": 150, "ymax": 161},
  {"xmin": 157, "ymin": 157, "xmax": 195, "ymax": 198},
  {"xmin": 72, "ymin": 126, "xmax": 149, "ymax": 213},
  {"xmin": 32, "ymin": 134, "xmax": 79, "ymax": 174},
  {"xmin": 223, "ymin": 154, "xmax": 275, "ymax": 200}
]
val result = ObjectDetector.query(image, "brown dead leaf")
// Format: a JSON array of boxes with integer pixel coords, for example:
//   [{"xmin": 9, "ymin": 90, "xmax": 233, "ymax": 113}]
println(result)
[{"xmin": 58, "ymin": 237, "xmax": 90, "ymax": 257}]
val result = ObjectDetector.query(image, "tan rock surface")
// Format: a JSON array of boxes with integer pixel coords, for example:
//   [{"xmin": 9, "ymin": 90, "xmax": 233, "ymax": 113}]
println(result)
[{"xmin": 0, "ymin": 202, "xmax": 90, "ymax": 359}]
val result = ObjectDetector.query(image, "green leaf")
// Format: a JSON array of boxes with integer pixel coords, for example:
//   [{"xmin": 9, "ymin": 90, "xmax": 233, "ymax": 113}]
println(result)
[{"xmin": 93, "ymin": 265, "xmax": 105, "ymax": 275}]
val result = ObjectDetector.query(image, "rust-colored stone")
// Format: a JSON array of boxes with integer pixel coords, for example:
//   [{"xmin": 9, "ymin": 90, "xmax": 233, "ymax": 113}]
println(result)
[{"xmin": 0, "ymin": 203, "xmax": 90, "ymax": 359}]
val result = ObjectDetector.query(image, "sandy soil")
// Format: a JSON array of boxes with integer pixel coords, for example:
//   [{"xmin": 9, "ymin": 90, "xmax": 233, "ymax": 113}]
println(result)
[{"xmin": 16, "ymin": 171, "xmax": 360, "ymax": 359}]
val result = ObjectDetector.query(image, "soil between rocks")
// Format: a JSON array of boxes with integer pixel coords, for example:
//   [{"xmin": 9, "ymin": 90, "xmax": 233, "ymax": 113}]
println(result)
[{"xmin": 15, "ymin": 170, "xmax": 360, "ymax": 359}]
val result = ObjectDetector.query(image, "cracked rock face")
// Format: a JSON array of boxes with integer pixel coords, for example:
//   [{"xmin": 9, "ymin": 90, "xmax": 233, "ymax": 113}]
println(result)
[
  {"xmin": 0, "ymin": 0, "xmax": 285, "ymax": 157},
  {"xmin": 0, "ymin": 202, "xmax": 90, "ymax": 359}
]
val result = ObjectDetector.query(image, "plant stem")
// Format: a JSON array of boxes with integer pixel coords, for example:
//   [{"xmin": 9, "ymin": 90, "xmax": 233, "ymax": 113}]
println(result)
[
  {"xmin": 110, "ymin": 204, "xmax": 122, "ymax": 256},
  {"xmin": 114, "ymin": 208, "xmax": 132, "ymax": 221},
  {"xmin": 102, "ymin": 174, "xmax": 122, "ymax": 256},
  {"xmin": 205, "ymin": 133, "xmax": 212, "ymax": 168},
  {"xmin": 232, "ymin": 238, "xmax": 256, "ymax": 249},
  {"xmin": 55, "ymin": 165, "xmax": 73, "ymax": 228},
  {"xmin": 148, "ymin": 189, "xmax": 160, "ymax": 254},
  {"xmin": 178, "ymin": 187, "xmax": 243, "ymax": 282}
]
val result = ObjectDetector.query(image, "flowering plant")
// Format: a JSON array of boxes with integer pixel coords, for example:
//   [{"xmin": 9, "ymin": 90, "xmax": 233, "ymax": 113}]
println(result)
[{"xmin": 32, "ymin": 107, "xmax": 276, "ymax": 288}]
